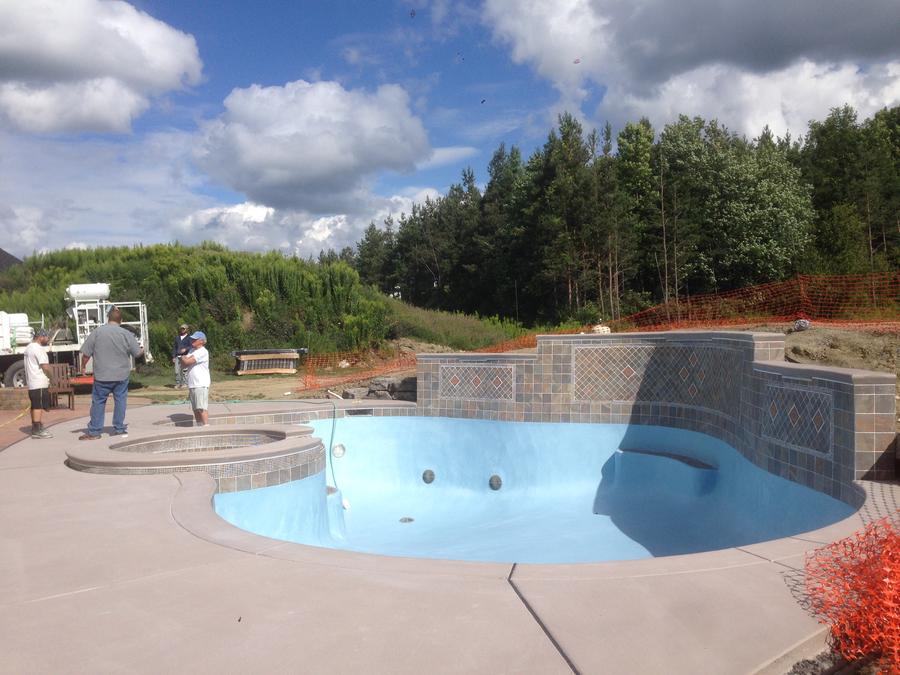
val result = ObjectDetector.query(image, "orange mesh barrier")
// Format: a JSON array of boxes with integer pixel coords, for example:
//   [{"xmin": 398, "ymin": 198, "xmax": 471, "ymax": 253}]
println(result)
[
  {"xmin": 474, "ymin": 325, "xmax": 591, "ymax": 353},
  {"xmin": 299, "ymin": 349, "xmax": 417, "ymax": 391},
  {"xmin": 805, "ymin": 513, "xmax": 900, "ymax": 671},
  {"xmin": 609, "ymin": 272, "xmax": 900, "ymax": 333}
]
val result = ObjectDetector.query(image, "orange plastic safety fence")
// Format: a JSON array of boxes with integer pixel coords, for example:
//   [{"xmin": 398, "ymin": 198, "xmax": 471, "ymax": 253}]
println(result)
[
  {"xmin": 299, "ymin": 349, "xmax": 418, "ymax": 391},
  {"xmin": 805, "ymin": 513, "xmax": 900, "ymax": 672},
  {"xmin": 609, "ymin": 272, "xmax": 900, "ymax": 333},
  {"xmin": 474, "ymin": 325, "xmax": 592, "ymax": 353}
]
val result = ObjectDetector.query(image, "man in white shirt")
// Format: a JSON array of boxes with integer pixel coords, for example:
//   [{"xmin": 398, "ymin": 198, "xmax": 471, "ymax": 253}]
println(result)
[
  {"xmin": 179, "ymin": 331, "xmax": 210, "ymax": 426},
  {"xmin": 24, "ymin": 329, "xmax": 53, "ymax": 439}
]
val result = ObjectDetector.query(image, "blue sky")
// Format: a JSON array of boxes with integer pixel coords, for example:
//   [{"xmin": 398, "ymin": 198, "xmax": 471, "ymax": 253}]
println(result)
[{"xmin": 1, "ymin": 0, "xmax": 898, "ymax": 259}]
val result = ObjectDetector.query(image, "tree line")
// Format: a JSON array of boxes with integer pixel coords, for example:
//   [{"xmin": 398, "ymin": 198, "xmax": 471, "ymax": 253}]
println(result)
[{"xmin": 347, "ymin": 105, "xmax": 898, "ymax": 325}]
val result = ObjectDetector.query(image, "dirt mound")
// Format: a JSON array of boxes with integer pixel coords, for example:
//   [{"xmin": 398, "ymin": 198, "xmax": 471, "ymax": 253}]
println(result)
[{"xmin": 783, "ymin": 327, "xmax": 898, "ymax": 375}]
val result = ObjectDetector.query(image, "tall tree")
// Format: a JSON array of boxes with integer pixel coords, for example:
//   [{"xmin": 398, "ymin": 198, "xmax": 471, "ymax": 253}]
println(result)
[
  {"xmin": 480, "ymin": 143, "xmax": 525, "ymax": 318},
  {"xmin": 617, "ymin": 119, "xmax": 660, "ymax": 299},
  {"xmin": 355, "ymin": 218, "xmax": 397, "ymax": 293}
]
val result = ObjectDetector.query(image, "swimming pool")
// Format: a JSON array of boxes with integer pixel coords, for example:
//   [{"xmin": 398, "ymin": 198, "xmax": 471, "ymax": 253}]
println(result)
[{"xmin": 214, "ymin": 417, "xmax": 854, "ymax": 563}]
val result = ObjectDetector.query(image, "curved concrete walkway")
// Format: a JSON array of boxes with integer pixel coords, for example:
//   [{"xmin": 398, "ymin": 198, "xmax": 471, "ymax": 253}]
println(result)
[{"xmin": 1, "ymin": 400, "xmax": 897, "ymax": 674}]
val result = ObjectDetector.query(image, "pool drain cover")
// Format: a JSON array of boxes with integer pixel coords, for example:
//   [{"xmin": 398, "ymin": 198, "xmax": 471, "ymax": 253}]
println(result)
[
  {"xmin": 399, "ymin": 516, "xmax": 414, "ymax": 523},
  {"xmin": 422, "ymin": 469, "xmax": 435, "ymax": 484},
  {"xmin": 489, "ymin": 474, "xmax": 502, "ymax": 490}
]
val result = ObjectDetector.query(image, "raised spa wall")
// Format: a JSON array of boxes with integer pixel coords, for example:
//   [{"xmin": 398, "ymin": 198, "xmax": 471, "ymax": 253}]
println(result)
[
  {"xmin": 417, "ymin": 332, "xmax": 897, "ymax": 504},
  {"xmin": 65, "ymin": 426, "xmax": 327, "ymax": 494}
]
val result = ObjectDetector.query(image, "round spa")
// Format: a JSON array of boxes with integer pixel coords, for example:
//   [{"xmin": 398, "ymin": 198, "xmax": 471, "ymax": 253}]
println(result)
[
  {"xmin": 65, "ymin": 426, "xmax": 321, "ymax": 489},
  {"xmin": 213, "ymin": 417, "xmax": 855, "ymax": 564}
]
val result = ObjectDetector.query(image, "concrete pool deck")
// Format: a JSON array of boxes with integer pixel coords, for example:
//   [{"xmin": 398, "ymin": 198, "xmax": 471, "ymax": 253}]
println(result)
[{"xmin": 1, "ymin": 399, "xmax": 898, "ymax": 674}]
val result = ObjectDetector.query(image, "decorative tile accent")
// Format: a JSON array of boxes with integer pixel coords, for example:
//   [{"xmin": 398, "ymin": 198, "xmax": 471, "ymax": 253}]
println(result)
[
  {"xmin": 571, "ymin": 344, "xmax": 741, "ymax": 420},
  {"xmin": 439, "ymin": 365, "xmax": 514, "ymax": 400},
  {"xmin": 763, "ymin": 384, "xmax": 833, "ymax": 456}
]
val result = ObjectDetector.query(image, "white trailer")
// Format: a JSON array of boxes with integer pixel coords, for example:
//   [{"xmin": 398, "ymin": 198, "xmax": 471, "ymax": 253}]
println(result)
[{"xmin": 0, "ymin": 283, "xmax": 154, "ymax": 387}]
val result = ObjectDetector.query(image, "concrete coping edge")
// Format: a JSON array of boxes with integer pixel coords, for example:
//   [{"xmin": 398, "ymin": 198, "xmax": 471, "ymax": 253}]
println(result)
[{"xmin": 66, "ymin": 424, "xmax": 322, "ymax": 469}]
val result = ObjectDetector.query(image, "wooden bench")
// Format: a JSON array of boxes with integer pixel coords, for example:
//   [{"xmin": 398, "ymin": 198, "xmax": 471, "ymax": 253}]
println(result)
[{"xmin": 47, "ymin": 363, "xmax": 75, "ymax": 410}]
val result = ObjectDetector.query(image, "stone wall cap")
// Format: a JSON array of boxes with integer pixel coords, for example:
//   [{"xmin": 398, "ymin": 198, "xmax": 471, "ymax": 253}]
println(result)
[
  {"xmin": 756, "ymin": 362, "xmax": 896, "ymax": 384},
  {"xmin": 67, "ymin": 424, "xmax": 324, "ymax": 470},
  {"xmin": 538, "ymin": 331, "xmax": 785, "ymax": 342},
  {"xmin": 416, "ymin": 353, "xmax": 537, "ymax": 361},
  {"xmin": 155, "ymin": 400, "xmax": 416, "ymax": 425}
]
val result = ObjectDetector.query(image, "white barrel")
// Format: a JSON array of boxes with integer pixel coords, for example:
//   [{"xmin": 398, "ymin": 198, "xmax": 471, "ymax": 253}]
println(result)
[
  {"xmin": 66, "ymin": 283, "xmax": 110, "ymax": 301},
  {"xmin": 7, "ymin": 312, "xmax": 29, "ymax": 327},
  {"xmin": 0, "ymin": 312, "xmax": 9, "ymax": 351},
  {"xmin": 14, "ymin": 326, "xmax": 33, "ymax": 345}
]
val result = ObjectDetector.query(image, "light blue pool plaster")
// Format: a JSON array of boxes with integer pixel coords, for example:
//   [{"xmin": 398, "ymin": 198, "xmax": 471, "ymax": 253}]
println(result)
[{"xmin": 214, "ymin": 417, "xmax": 854, "ymax": 563}]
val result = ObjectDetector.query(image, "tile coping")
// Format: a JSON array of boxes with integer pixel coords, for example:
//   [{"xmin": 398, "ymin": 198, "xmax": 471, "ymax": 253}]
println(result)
[
  {"xmin": 66, "ymin": 424, "xmax": 319, "ymax": 470},
  {"xmin": 154, "ymin": 399, "xmax": 417, "ymax": 425}
]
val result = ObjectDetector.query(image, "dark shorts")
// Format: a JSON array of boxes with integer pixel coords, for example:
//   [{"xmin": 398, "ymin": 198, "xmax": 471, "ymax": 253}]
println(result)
[{"xmin": 29, "ymin": 388, "xmax": 50, "ymax": 411}]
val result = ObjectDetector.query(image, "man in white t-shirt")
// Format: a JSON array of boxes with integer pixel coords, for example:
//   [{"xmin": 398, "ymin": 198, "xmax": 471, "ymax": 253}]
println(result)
[
  {"xmin": 24, "ymin": 329, "xmax": 53, "ymax": 439},
  {"xmin": 179, "ymin": 331, "xmax": 210, "ymax": 426}
]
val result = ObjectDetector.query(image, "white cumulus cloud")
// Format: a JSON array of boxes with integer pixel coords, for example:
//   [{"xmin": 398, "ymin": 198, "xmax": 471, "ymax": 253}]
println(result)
[
  {"xmin": 171, "ymin": 188, "xmax": 441, "ymax": 259},
  {"xmin": 0, "ymin": 129, "xmax": 211, "ymax": 258},
  {"xmin": 483, "ymin": 0, "xmax": 900, "ymax": 137},
  {"xmin": 417, "ymin": 146, "xmax": 480, "ymax": 169},
  {"xmin": 0, "ymin": 0, "xmax": 202, "ymax": 133},
  {"xmin": 0, "ymin": 205, "xmax": 51, "ymax": 255},
  {"xmin": 195, "ymin": 79, "xmax": 431, "ymax": 213}
]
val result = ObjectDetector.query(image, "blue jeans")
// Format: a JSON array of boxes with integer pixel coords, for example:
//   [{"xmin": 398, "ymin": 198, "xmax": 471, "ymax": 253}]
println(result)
[{"xmin": 88, "ymin": 379, "xmax": 129, "ymax": 436}]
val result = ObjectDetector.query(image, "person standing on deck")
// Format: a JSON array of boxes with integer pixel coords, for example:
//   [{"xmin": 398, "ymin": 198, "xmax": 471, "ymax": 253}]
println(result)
[
  {"xmin": 172, "ymin": 323, "xmax": 192, "ymax": 389},
  {"xmin": 78, "ymin": 307, "xmax": 143, "ymax": 440},
  {"xmin": 24, "ymin": 329, "xmax": 53, "ymax": 439},
  {"xmin": 179, "ymin": 331, "xmax": 210, "ymax": 427}
]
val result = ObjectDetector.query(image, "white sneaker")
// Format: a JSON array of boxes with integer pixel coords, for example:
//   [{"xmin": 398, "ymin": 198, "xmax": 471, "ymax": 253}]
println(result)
[{"xmin": 31, "ymin": 429, "xmax": 53, "ymax": 439}]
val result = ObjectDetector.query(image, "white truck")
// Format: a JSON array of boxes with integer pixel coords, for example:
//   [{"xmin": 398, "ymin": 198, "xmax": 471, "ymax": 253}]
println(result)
[{"xmin": 0, "ymin": 283, "xmax": 154, "ymax": 387}]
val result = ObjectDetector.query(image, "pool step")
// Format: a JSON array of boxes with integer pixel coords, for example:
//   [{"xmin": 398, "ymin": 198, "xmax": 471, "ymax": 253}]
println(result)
[
  {"xmin": 619, "ymin": 447, "xmax": 715, "ymax": 470},
  {"xmin": 596, "ymin": 448, "xmax": 719, "ymax": 507}
]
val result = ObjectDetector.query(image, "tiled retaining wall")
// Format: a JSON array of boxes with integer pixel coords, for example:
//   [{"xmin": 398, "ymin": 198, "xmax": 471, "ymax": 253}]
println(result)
[{"xmin": 417, "ymin": 332, "xmax": 897, "ymax": 503}]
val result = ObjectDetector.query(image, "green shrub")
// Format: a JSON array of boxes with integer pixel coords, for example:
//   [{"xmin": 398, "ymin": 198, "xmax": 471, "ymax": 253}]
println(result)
[{"xmin": 384, "ymin": 297, "xmax": 527, "ymax": 350}]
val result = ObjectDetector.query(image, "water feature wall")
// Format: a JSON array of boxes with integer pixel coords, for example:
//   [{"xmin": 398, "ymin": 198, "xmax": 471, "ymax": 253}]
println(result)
[{"xmin": 417, "ymin": 332, "xmax": 897, "ymax": 503}]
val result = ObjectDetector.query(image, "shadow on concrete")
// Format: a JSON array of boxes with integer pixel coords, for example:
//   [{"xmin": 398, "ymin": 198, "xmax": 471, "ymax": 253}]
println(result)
[{"xmin": 163, "ymin": 413, "xmax": 195, "ymax": 427}]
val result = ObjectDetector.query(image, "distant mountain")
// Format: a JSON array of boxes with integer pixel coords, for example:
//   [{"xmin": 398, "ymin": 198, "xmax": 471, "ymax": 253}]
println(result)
[{"xmin": 0, "ymin": 248, "xmax": 20, "ymax": 272}]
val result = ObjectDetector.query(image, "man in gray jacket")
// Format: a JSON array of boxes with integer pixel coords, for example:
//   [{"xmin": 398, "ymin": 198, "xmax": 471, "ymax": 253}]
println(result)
[{"xmin": 78, "ymin": 307, "xmax": 144, "ymax": 440}]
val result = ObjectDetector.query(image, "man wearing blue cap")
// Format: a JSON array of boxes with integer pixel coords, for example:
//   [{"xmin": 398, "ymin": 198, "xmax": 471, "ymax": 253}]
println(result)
[{"xmin": 178, "ymin": 331, "xmax": 210, "ymax": 426}]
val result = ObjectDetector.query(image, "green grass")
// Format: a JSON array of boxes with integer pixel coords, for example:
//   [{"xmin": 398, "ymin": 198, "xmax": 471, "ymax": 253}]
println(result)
[
  {"xmin": 384, "ymin": 298, "xmax": 528, "ymax": 350},
  {"xmin": 130, "ymin": 364, "xmax": 293, "ymax": 388}
]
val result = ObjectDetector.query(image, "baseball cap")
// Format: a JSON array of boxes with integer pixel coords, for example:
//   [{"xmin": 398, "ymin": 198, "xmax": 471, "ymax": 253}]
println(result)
[{"xmin": 189, "ymin": 331, "xmax": 206, "ymax": 341}]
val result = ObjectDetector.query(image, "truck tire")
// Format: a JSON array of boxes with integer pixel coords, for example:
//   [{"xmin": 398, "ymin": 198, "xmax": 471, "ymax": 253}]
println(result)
[{"xmin": 4, "ymin": 360, "xmax": 26, "ymax": 388}]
